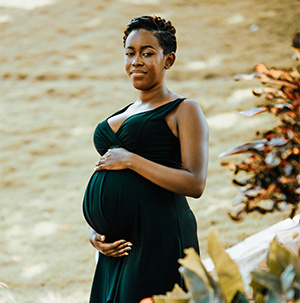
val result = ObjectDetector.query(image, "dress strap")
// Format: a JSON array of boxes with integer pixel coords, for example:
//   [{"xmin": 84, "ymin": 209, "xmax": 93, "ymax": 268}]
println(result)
[{"xmin": 154, "ymin": 98, "xmax": 186, "ymax": 118}]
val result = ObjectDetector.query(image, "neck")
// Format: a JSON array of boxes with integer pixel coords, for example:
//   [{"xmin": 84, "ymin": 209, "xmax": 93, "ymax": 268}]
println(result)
[{"xmin": 137, "ymin": 81, "xmax": 172, "ymax": 104}]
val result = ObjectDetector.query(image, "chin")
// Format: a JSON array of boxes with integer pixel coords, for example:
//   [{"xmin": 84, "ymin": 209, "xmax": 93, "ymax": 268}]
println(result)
[{"xmin": 131, "ymin": 82, "xmax": 150, "ymax": 91}]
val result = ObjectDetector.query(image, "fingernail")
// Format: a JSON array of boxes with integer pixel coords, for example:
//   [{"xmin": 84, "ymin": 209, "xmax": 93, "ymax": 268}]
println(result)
[
  {"xmin": 125, "ymin": 252, "xmax": 129, "ymax": 256},
  {"xmin": 128, "ymin": 243, "xmax": 133, "ymax": 246},
  {"xmin": 122, "ymin": 240, "xmax": 126, "ymax": 244},
  {"xmin": 127, "ymin": 247, "xmax": 132, "ymax": 251}
]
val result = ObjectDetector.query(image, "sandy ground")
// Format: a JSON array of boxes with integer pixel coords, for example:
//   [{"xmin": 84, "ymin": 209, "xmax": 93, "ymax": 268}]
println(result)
[{"xmin": 0, "ymin": 0, "xmax": 299, "ymax": 301}]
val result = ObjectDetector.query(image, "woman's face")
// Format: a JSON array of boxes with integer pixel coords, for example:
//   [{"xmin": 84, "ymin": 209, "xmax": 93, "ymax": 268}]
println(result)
[{"xmin": 124, "ymin": 29, "xmax": 168, "ymax": 91}]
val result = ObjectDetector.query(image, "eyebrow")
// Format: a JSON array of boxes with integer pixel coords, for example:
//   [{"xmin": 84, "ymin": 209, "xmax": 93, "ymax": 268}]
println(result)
[{"xmin": 125, "ymin": 45, "xmax": 156, "ymax": 51}]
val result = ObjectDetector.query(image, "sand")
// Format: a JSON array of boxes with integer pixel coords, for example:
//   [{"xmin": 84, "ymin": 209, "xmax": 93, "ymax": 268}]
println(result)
[{"xmin": 0, "ymin": 0, "xmax": 299, "ymax": 301}]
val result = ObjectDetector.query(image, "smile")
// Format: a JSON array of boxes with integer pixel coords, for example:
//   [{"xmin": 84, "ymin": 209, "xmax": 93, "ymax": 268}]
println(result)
[{"xmin": 130, "ymin": 71, "xmax": 146, "ymax": 75}]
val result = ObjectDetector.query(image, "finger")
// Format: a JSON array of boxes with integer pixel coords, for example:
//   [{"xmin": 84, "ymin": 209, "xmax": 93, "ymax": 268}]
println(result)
[
  {"xmin": 115, "ymin": 242, "xmax": 133, "ymax": 250},
  {"xmin": 95, "ymin": 157, "xmax": 103, "ymax": 166},
  {"xmin": 102, "ymin": 251, "xmax": 129, "ymax": 258},
  {"xmin": 99, "ymin": 240, "xmax": 132, "ymax": 253},
  {"xmin": 111, "ymin": 240, "xmax": 133, "ymax": 249},
  {"xmin": 95, "ymin": 234, "xmax": 105, "ymax": 242},
  {"xmin": 94, "ymin": 165, "xmax": 104, "ymax": 171},
  {"xmin": 110, "ymin": 246, "xmax": 132, "ymax": 257}
]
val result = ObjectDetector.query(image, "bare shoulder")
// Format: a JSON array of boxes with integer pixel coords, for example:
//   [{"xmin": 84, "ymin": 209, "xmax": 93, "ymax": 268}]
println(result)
[
  {"xmin": 177, "ymin": 99, "xmax": 207, "ymax": 123},
  {"xmin": 175, "ymin": 99, "xmax": 208, "ymax": 142}
]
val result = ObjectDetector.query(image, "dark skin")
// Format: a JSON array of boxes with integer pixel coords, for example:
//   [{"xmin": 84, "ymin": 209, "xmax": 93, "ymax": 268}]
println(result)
[{"xmin": 89, "ymin": 29, "xmax": 209, "ymax": 257}]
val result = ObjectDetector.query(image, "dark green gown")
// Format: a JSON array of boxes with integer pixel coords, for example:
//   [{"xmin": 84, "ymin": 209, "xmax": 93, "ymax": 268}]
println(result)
[{"xmin": 83, "ymin": 98, "xmax": 199, "ymax": 303}]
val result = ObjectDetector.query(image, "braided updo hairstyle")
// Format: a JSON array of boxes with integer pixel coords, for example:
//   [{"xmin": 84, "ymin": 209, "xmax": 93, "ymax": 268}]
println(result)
[{"xmin": 123, "ymin": 15, "xmax": 177, "ymax": 55}]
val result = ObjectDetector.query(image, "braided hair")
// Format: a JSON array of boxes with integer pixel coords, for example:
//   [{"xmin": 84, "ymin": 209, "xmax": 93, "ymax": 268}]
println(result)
[{"xmin": 123, "ymin": 15, "xmax": 177, "ymax": 55}]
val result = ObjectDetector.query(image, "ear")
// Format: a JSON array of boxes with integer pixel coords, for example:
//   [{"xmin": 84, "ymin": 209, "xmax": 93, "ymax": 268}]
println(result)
[{"xmin": 164, "ymin": 52, "xmax": 176, "ymax": 70}]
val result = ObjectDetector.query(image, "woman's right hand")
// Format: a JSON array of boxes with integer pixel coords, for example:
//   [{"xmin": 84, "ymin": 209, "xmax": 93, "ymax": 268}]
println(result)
[{"xmin": 89, "ymin": 227, "xmax": 133, "ymax": 257}]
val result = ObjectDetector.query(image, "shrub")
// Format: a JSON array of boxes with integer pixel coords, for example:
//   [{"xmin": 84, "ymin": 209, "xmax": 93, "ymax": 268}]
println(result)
[{"xmin": 218, "ymin": 62, "xmax": 300, "ymax": 220}]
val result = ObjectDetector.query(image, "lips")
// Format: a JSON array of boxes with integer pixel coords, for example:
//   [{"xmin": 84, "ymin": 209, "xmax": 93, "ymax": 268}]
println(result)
[{"xmin": 130, "ymin": 70, "xmax": 147, "ymax": 75}]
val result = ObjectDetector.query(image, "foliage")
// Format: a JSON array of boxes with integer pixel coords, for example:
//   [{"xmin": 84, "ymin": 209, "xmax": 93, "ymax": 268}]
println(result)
[
  {"xmin": 218, "ymin": 63, "xmax": 300, "ymax": 220},
  {"xmin": 140, "ymin": 229, "xmax": 300, "ymax": 303},
  {"xmin": 140, "ymin": 228, "xmax": 248, "ymax": 303},
  {"xmin": 250, "ymin": 237, "xmax": 300, "ymax": 303}
]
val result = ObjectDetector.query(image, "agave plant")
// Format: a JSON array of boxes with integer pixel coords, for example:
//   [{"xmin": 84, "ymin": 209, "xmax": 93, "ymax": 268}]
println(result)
[{"xmin": 218, "ymin": 62, "xmax": 300, "ymax": 220}]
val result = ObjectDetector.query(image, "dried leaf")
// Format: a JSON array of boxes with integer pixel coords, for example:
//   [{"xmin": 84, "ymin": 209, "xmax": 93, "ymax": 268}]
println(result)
[
  {"xmin": 267, "ymin": 137, "xmax": 288, "ymax": 147},
  {"xmin": 274, "ymin": 103, "xmax": 293, "ymax": 110},
  {"xmin": 265, "ymin": 153, "xmax": 281, "ymax": 167},
  {"xmin": 233, "ymin": 192, "xmax": 247, "ymax": 206},
  {"xmin": 239, "ymin": 107, "xmax": 267, "ymax": 117},
  {"xmin": 218, "ymin": 139, "xmax": 267, "ymax": 158},
  {"xmin": 207, "ymin": 228, "xmax": 246, "ymax": 303},
  {"xmin": 290, "ymin": 67, "xmax": 300, "ymax": 80},
  {"xmin": 254, "ymin": 63, "xmax": 269, "ymax": 74},
  {"xmin": 228, "ymin": 210, "xmax": 246, "ymax": 221},
  {"xmin": 233, "ymin": 73, "xmax": 257, "ymax": 81},
  {"xmin": 252, "ymin": 87, "xmax": 278, "ymax": 96},
  {"xmin": 153, "ymin": 284, "xmax": 191, "ymax": 303},
  {"xmin": 220, "ymin": 161, "xmax": 236, "ymax": 171}
]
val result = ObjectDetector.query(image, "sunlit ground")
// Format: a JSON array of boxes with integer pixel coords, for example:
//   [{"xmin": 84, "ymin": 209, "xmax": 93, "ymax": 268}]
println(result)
[{"xmin": 0, "ymin": 0, "xmax": 56, "ymax": 10}]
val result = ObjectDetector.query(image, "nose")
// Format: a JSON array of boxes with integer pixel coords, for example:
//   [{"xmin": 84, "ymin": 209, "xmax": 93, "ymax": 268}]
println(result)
[{"xmin": 132, "ymin": 54, "xmax": 143, "ymax": 66}]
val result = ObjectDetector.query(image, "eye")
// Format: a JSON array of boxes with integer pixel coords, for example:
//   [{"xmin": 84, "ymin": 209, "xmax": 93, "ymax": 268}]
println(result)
[
  {"xmin": 143, "ymin": 53, "xmax": 154, "ymax": 57},
  {"xmin": 125, "ymin": 52, "xmax": 135, "ymax": 57}
]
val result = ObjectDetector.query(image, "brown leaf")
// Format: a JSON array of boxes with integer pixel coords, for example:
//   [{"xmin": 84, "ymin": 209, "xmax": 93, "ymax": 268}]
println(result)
[
  {"xmin": 218, "ymin": 139, "xmax": 267, "ymax": 158},
  {"xmin": 252, "ymin": 86, "xmax": 278, "ymax": 96},
  {"xmin": 228, "ymin": 210, "xmax": 246, "ymax": 221},
  {"xmin": 233, "ymin": 73, "xmax": 258, "ymax": 81},
  {"xmin": 153, "ymin": 284, "xmax": 191, "ymax": 303},
  {"xmin": 238, "ymin": 107, "xmax": 267, "ymax": 117},
  {"xmin": 254, "ymin": 63, "xmax": 269, "ymax": 74}
]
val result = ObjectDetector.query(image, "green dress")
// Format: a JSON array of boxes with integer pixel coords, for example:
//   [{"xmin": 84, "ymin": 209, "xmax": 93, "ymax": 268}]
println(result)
[{"xmin": 83, "ymin": 98, "xmax": 199, "ymax": 303}]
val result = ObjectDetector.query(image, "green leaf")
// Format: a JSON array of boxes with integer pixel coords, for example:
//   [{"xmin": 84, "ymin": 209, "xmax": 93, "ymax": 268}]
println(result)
[
  {"xmin": 178, "ymin": 248, "xmax": 215, "ymax": 289},
  {"xmin": 179, "ymin": 267, "xmax": 214, "ymax": 303},
  {"xmin": 178, "ymin": 248, "xmax": 224, "ymax": 302},
  {"xmin": 178, "ymin": 248, "xmax": 224, "ymax": 303},
  {"xmin": 267, "ymin": 238, "xmax": 300, "ymax": 281},
  {"xmin": 207, "ymin": 228, "xmax": 246, "ymax": 303},
  {"xmin": 250, "ymin": 268, "xmax": 282, "ymax": 299},
  {"xmin": 231, "ymin": 291, "xmax": 249, "ymax": 303},
  {"xmin": 265, "ymin": 292, "xmax": 281, "ymax": 303},
  {"xmin": 251, "ymin": 266, "xmax": 297, "ymax": 302},
  {"xmin": 281, "ymin": 264, "xmax": 295, "ymax": 292}
]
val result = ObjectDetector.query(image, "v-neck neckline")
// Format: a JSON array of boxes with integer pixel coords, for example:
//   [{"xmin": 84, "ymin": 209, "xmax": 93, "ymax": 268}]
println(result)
[{"xmin": 105, "ymin": 98, "xmax": 183, "ymax": 135}]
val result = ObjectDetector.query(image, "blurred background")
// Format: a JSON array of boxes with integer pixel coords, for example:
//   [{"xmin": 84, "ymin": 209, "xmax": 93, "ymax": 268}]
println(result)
[{"xmin": 0, "ymin": 0, "xmax": 299, "ymax": 301}]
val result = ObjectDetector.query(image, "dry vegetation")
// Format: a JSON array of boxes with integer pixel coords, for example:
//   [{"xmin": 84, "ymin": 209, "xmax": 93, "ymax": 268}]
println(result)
[{"xmin": 0, "ymin": 0, "xmax": 299, "ymax": 301}]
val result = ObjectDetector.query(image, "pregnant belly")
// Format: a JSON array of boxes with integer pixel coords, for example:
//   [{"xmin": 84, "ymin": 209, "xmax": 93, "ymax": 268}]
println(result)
[{"xmin": 83, "ymin": 169, "xmax": 172, "ymax": 243}]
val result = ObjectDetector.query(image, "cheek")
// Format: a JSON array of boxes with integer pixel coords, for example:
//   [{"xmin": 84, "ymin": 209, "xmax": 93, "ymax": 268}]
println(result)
[{"xmin": 124, "ymin": 60, "xmax": 131, "ymax": 73}]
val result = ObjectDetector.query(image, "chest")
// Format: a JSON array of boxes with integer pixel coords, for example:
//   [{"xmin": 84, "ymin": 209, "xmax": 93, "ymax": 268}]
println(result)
[{"xmin": 107, "ymin": 109, "xmax": 178, "ymax": 138}]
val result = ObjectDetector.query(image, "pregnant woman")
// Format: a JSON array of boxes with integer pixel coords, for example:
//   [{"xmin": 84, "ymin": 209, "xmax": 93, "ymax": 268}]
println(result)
[{"xmin": 83, "ymin": 15, "xmax": 209, "ymax": 303}]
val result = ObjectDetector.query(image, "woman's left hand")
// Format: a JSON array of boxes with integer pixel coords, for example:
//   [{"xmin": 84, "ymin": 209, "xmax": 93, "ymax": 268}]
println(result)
[{"xmin": 95, "ymin": 148, "xmax": 132, "ymax": 171}]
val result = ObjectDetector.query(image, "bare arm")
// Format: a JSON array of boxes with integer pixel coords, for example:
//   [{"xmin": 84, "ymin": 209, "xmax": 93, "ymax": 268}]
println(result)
[{"xmin": 95, "ymin": 100, "xmax": 209, "ymax": 198}]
